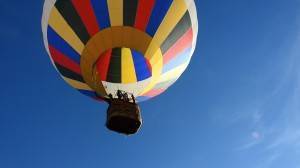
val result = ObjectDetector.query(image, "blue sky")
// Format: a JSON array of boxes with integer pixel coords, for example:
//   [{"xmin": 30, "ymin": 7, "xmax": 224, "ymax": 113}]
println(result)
[{"xmin": 1, "ymin": 0, "xmax": 300, "ymax": 168}]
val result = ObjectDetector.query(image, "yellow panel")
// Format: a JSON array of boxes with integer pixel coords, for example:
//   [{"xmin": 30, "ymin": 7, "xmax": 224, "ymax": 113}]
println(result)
[
  {"xmin": 121, "ymin": 48, "xmax": 137, "ymax": 83},
  {"xmin": 48, "ymin": 7, "xmax": 84, "ymax": 54},
  {"xmin": 145, "ymin": 0, "xmax": 187, "ymax": 61},
  {"xmin": 63, "ymin": 77, "xmax": 93, "ymax": 91},
  {"xmin": 107, "ymin": 0, "xmax": 123, "ymax": 26},
  {"xmin": 140, "ymin": 50, "xmax": 163, "ymax": 95}
]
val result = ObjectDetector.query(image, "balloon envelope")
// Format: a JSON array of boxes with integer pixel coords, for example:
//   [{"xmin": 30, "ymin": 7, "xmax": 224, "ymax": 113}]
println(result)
[{"xmin": 42, "ymin": 0, "xmax": 198, "ymax": 102}]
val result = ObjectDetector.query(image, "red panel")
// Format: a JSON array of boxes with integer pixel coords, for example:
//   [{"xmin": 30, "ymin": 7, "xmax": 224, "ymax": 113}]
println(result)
[
  {"xmin": 134, "ymin": 0, "xmax": 155, "ymax": 31},
  {"xmin": 49, "ymin": 45, "xmax": 82, "ymax": 75},
  {"xmin": 96, "ymin": 49, "xmax": 112, "ymax": 81},
  {"xmin": 71, "ymin": 0, "xmax": 100, "ymax": 36},
  {"xmin": 163, "ymin": 28, "xmax": 193, "ymax": 64},
  {"xmin": 145, "ymin": 59, "xmax": 152, "ymax": 74},
  {"xmin": 143, "ymin": 89, "xmax": 165, "ymax": 97}
]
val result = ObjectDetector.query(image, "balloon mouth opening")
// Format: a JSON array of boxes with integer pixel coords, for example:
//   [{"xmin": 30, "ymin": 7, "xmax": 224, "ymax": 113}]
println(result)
[
  {"xmin": 94, "ymin": 47, "xmax": 152, "ymax": 84},
  {"xmin": 106, "ymin": 100, "xmax": 142, "ymax": 135}
]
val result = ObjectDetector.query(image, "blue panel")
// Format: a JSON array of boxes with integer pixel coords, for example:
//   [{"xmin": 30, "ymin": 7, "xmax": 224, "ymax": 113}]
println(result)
[
  {"xmin": 162, "ymin": 47, "xmax": 191, "ymax": 73},
  {"xmin": 47, "ymin": 26, "xmax": 81, "ymax": 64},
  {"xmin": 131, "ymin": 50, "xmax": 151, "ymax": 81},
  {"xmin": 136, "ymin": 96, "xmax": 151, "ymax": 102},
  {"xmin": 78, "ymin": 90, "xmax": 98, "ymax": 98},
  {"xmin": 90, "ymin": 0, "xmax": 111, "ymax": 29},
  {"xmin": 146, "ymin": 0, "xmax": 173, "ymax": 36}
]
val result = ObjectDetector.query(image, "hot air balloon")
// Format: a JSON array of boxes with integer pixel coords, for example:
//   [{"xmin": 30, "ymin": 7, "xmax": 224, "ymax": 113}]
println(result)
[{"xmin": 42, "ymin": 0, "xmax": 198, "ymax": 135}]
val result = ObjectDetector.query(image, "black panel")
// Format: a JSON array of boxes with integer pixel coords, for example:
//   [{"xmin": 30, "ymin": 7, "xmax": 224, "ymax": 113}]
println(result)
[
  {"xmin": 123, "ymin": 0, "xmax": 139, "ymax": 26},
  {"xmin": 161, "ymin": 12, "xmax": 192, "ymax": 54},
  {"xmin": 107, "ymin": 48, "xmax": 122, "ymax": 83},
  {"xmin": 55, "ymin": 63, "xmax": 85, "ymax": 82},
  {"xmin": 55, "ymin": 0, "xmax": 90, "ymax": 44}
]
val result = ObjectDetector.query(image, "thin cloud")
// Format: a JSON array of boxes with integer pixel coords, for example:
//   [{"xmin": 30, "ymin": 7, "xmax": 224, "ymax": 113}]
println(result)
[
  {"xmin": 235, "ymin": 23, "xmax": 300, "ymax": 168},
  {"xmin": 252, "ymin": 131, "xmax": 261, "ymax": 140},
  {"xmin": 257, "ymin": 152, "xmax": 281, "ymax": 168},
  {"xmin": 267, "ymin": 33, "xmax": 300, "ymax": 150},
  {"xmin": 236, "ymin": 139, "xmax": 261, "ymax": 151},
  {"xmin": 235, "ymin": 130, "xmax": 265, "ymax": 151}
]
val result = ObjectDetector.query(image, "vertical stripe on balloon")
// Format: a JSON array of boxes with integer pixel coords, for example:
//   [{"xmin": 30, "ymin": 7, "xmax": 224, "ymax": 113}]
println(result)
[
  {"xmin": 134, "ymin": 0, "xmax": 155, "ymax": 31},
  {"xmin": 121, "ymin": 48, "xmax": 137, "ymax": 83},
  {"xmin": 131, "ymin": 50, "xmax": 151, "ymax": 81},
  {"xmin": 107, "ymin": 0, "xmax": 123, "ymax": 26},
  {"xmin": 96, "ymin": 49, "xmax": 112, "ymax": 81},
  {"xmin": 71, "ymin": 0, "xmax": 100, "ymax": 36},
  {"xmin": 123, "ymin": 0, "xmax": 139, "ymax": 26},
  {"xmin": 146, "ymin": 0, "xmax": 173, "ymax": 36},
  {"xmin": 90, "ymin": 0, "xmax": 111, "ymax": 29},
  {"xmin": 55, "ymin": 0, "xmax": 90, "ymax": 44},
  {"xmin": 107, "ymin": 48, "xmax": 122, "ymax": 83}
]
